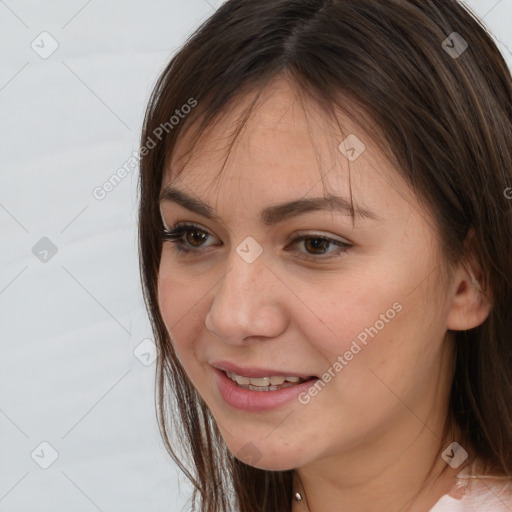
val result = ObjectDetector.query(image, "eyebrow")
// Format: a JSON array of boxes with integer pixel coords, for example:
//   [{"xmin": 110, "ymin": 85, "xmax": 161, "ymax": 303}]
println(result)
[{"xmin": 159, "ymin": 186, "xmax": 382, "ymax": 225}]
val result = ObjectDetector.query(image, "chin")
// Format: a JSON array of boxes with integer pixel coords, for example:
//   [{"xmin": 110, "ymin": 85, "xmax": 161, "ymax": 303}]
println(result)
[
  {"xmin": 228, "ymin": 441, "xmax": 306, "ymax": 471},
  {"xmin": 237, "ymin": 455, "xmax": 298, "ymax": 471}
]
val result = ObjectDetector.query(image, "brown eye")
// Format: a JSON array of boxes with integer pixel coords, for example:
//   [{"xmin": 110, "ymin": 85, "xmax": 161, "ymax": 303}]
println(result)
[
  {"xmin": 161, "ymin": 222, "xmax": 218, "ymax": 255},
  {"xmin": 161, "ymin": 223, "xmax": 352, "ymax": 262},
  {"xmin": 303, "ymin": 238, "xmax": 331, "ymax": 254},
  {"xmin": 185, "ymin": 229, "xmax": 209, "ymax": 247},
  {"xmin": 286, "ymin": 234, "xmax": 352, "ymax": 262}
]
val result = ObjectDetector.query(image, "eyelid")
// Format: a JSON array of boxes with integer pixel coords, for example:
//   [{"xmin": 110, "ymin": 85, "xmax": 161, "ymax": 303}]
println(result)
[
  {"xmin": 162, "ymin": 220, "xmax": 354, "ymax": 245},
  {"xmin": 290, "ymin": 230, "xmax": 352, "ymax": 246},
  {"xmin": 160, "ymin": 207, "xmax": 172, "ymax": 230},
  {"xmin": 171, "ymin": 221, "xmax": 216, "ymax": 236},
  {"xmin": 161, "ymin": 218, "xmax": 352, "ymax": 245},
  {"xmin": 161, "ymin": 221, "xmax": 354, "ymax": 263}
]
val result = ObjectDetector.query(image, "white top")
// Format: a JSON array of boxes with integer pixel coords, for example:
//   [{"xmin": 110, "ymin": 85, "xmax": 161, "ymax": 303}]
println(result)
[{"xmin": 429, "ymin": 459, "xmax": 512, "ymax": 511}]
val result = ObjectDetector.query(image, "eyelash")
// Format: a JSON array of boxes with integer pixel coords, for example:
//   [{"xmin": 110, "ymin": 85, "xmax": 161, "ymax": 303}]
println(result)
[{"xmin": 160, "ymin": 222, "xmax": 352, "ymax": 262}]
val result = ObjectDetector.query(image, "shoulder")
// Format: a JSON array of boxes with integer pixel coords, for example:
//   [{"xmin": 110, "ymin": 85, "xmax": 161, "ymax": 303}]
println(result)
[{"xmin": 430, "ymin": 459, "xmax": 512, "ymax": 511}]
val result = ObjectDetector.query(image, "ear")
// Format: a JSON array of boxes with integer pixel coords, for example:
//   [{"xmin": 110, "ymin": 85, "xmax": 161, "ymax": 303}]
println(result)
[{"xmin": 446, "ymin": 234, "xmax": 492, "ymax": 331}]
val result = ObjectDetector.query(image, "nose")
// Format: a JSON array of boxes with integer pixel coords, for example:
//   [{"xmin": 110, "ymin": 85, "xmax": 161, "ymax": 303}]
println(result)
[{"xmin": 204, "ymin": 248, "xmax": 288, "ymax": 345}]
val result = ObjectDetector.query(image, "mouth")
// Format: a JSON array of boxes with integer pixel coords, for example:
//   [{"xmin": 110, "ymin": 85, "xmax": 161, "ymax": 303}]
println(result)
[
  {"xmin": 212, "ymin": 363, "xmax": 320, "ymax": 412},
  {"xmin": 223, "ymin": 370, "xmax": 316, "ymax": 391}
]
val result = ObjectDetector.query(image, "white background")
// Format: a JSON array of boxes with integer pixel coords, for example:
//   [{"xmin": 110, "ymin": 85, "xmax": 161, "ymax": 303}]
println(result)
[{"xmin": 1, "ymin": 1, "xmax": 511, "ymax": 511}]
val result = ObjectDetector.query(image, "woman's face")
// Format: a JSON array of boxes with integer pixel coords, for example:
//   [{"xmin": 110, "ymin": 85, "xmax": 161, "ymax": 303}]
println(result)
[{"xmin": 157, "ymin": 77, "xmax": 460, "ymax": 472}]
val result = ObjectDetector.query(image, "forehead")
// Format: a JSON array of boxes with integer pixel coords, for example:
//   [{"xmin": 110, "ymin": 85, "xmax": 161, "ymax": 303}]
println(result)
[{"xmin": 162, "ymin": 78, "xmax": 410, "ymax": 222}]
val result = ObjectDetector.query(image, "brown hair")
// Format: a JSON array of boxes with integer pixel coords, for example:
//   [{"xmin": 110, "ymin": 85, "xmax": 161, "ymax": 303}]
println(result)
[{"xmin": 137, "ymin": 1, "xmax": 512, "ymax": 510}]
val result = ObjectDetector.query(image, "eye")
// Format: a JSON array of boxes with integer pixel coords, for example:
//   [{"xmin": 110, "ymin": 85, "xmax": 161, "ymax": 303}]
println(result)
[
  {"xmin": 161, "ymin": 222, "xmax": 218, "ymax": 255},
  {"xmin": 160, "ymin": 222, "xmax": 353, "ymax": 261},
  {"xmin": 286, "ymin": 233, "xmax": 352, "ymax": 262}
]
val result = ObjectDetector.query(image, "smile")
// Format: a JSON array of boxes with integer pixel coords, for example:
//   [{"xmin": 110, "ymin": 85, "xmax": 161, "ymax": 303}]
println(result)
[
  {"xmin": 213, "ymin": 367, "xmax": 319, "ymax": 412},
  {"xmin": 225, "ymin": 371, "xmax": 309, "ymax": 391}
]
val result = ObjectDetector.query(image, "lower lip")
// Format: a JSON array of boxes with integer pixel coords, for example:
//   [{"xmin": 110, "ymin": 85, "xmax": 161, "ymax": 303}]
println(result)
[{"xmin": 213, "ymin": 367, "xmax": 318, "ymax": 412}]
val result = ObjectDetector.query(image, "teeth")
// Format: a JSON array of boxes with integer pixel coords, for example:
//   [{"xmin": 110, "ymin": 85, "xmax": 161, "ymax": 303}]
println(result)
[
  {"xmin": 249, "ymin": 377, "xmax": 270, "ymax": 386},
  {"xmin": 230, "ymin": 373, "xmax": 251, "ymax": 385},
  {"xmin": 226, "ymin": 371, "xmax": 307, "ymax": 388}
]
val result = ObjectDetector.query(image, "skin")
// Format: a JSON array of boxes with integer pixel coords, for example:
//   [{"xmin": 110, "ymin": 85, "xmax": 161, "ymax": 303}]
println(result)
[{"xmin": 157, "ymin": 76, "xmax": 491, "ymax": 512}]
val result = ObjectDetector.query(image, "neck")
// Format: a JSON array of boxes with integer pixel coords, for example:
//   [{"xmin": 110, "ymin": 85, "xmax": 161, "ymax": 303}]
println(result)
[{"xmin": 291, "ymin": 417, "xmax": 471, "ymax": 512}]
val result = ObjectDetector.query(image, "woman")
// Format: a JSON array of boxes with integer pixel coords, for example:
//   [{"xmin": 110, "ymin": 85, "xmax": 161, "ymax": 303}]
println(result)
[{"xmin": 137, "ymin": 1, "xmax": 512, "ymax": 510}]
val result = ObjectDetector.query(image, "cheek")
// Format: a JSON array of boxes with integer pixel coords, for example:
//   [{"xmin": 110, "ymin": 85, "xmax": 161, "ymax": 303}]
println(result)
[
  {"xmin": 295, "ymin": 276, "xmax": 405, "ymax": 361},
  {"xmin": 157, "ymin": 273, "xmax": 206, "ymax": 360},
  {"xmin": 296, "ymin": 274, "xmax": 433, "ymax": 393},
  {"xmin": 313, "ymin": 283, "xmax": 444, "ymax": 416}
]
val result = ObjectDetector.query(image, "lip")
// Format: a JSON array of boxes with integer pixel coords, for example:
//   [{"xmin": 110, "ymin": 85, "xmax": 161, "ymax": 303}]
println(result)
[
  {"xmin": 210, "ymin": 360, "xmax": 316, "ymax": 379},
  {"xmin": 213, "ymin": 367, "xmax": 319, "ymax": 412}
]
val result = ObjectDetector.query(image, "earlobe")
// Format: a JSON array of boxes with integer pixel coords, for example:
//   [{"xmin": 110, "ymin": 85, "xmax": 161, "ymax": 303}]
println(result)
[{"xmin": 446, "ymin": 262, "xmax": 492, "ymax": 331}]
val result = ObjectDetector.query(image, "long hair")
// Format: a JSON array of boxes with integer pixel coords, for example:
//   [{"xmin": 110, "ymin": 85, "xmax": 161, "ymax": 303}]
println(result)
[{"xmin": 137, "ymin": 1, "xmax": 512, "ymax": 510}]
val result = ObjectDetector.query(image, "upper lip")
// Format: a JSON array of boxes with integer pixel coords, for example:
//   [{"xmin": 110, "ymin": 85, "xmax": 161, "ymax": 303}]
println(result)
[{"xmin": 211, "ymin": 360, "xmax": 316, "ymax": 379}]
